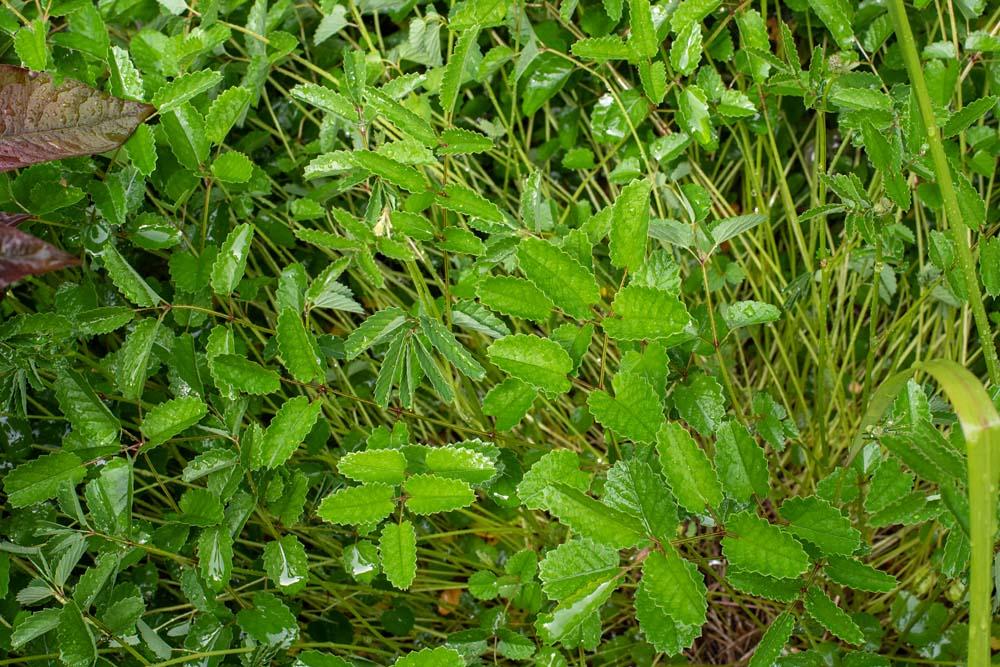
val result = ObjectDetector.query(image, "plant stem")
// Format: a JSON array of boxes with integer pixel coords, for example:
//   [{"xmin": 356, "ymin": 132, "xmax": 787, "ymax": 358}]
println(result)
[{"xmin": 886, "ymin": 0, "xmax": 1000, "ymax": 388}]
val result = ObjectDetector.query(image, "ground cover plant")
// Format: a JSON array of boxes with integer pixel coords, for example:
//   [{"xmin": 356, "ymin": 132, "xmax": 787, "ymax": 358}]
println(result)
[{"xmin": 0, "ymin": 0, "xmax": 999, "ymax": 664}]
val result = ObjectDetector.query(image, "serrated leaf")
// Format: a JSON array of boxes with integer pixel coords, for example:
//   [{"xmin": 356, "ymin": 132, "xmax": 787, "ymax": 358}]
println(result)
[
  {"xmin": 380, "ymin": 520, "xmax": 417, "ymax": 589},
  {"xmin": 588, "ymin": 371, "xmax": 664, "ymax": 443},
  {"xmin": 441, "ymin": 29, "xmax": 480, "ymax": 118},
  {"xmin": 438, "ymin": 128, "xmax": 492, "ymax": 154},
  {"xmin": 670, "ymin": 22, "xmax": 702, "ymax": 75},
  {"xmin": 404, "ymin": 474, "xmax": 475, "ymax": 514},
  {"xmin": 0, "ymin": 65, "xmax": 153, "ymax": 171},
  {"xmin": 517, "ymin": 237, "xmax": 600, "ymax": 319},
  {"xmin": 435, "ymin": 183, "xmax": 505, "ymax": 224},
  {"xmin": 235, "ymin": 592, "xmax": 298, "ymax": 649},
  {"xmin": 263, "ymin": 535, "xmax": 309, "ymax": 593},
  {"xmin": 538, "ymin": 538, "xmax": 619, "ymax": 600},
  {"xmin": 609, "ymin": 179, "xmax": 650, "ymax": 271},
  {"xmin": 727, "ymin": 568, "xmax": 802, "ymax": 602},
  {"xmin": 58, "ymin": 601, "xmax": 96, "ymax": 667},
  {"xmin": 179, "ymin": 488, "xmax": 224, "ymax": 526},
  {"xmin": 571, "ymin": 36, "xmax": 634, "ymax": 61},
  {"xmin": 366, "ymin": 87, "xmax": 437, "ymax": 147},
  {"xmin": 673, "ymin": 372, "xmax": 726, "ymax": 436},
  {"xmin": 943, "ymin": 96, "xmax": 997, "ymax": 138},
  {"xmin": 780, "ymin": 496, "xmax": 861, "ymax": 556},
  {"xmin": 535, "ymin": 573, "xmax": 618, "ymax": 645},
  {"xmin": 478, "ymin": 275, "xmax": 554, "ymax": 322},
  {"xmin": 627, "ymin": 0, "xmax": 657, "ymax": 58},
  {"xmin": 671, "ymin": 0, "xmax": 721, "ymax": 32},
  {"xmin": 348, "ymin": 150, "xmax": 427, "ymax": 192},
  {"xmin": 715, "ymin": 420, "xmax": 769, "ymax": 502},
  {"xmin": 419, "ymin": 315, "xmax": 486, "ymax": 380},
  {"xmin": 634, "ymin": 576, "xmax": 701, "ymax": 654},
  {"xmin": 806, "ymin": 0, "xmax": 854, "ymax": 49},
  {"xmin": 205, "ymin": 86, "xmax": 252, "ymax": 144},
  {"xmin": 803, "ymin": 586, "xmax": 865, "ymax": 645},
  {"xmin": 276, "ymin": 309, "xmax": 325, "ymax": 383},
  {"xmin": 291, "ymin": 83, "xmax": 354, "ymax": 119},
  {"xmin": 394, "ymin": 647, "xmax": 463, "ymax": 667},
  {"xmin": 115, "ymin": 317, "xmax": 160, "ymax": 400},
  {"xmin": 722, "ymin": 511, "xmax": 810, "ymax": 579},
  {"xmin": 424, "ymin": 445, "xmax": 497, "ymax": 484},
  {"xmin": 824, "ymin": 555, "xmax": 898, "ymax": 592},
  {"xmin": 100, "ymin": 243, "xmax": 161, "ymax": 306},
  {"xmin": 602, "ymin": 285, "xmax": 691, "ymax": 341},
  {"xmin": 210, "ymin": 354, "xmax": 282, "ymax": 395},
  {"xmin": 141, "ymin": 396, "xmax": 208, "ymax": 447},
  {"xmin": 517, "ymin": 450, "xmax": 591, "ymax": 510},
  {"xmin": 54, "ymin": 368, "xmax": 120, "ymax": 446},
  {"xmin": 641, "ymin": 546, "xmax": 707, "ymax": 627},
  {"xmin": 211, "ymin": 223, "xmax": 254, "ymax": 296},
  {"xmin": 318, "ymin": 483, "xmax": 396, "ymax": 526},
  {"xmin": 980, "ymin": 237, "xmax": 1000, "ymax": 296},
  {"xmin": 211, "ymin": 151, "xmax": 254, "ymax": 183},
  {"xmin": 723, "ymin": 301, "xmax": 781, "ymax": 329},
  {"xmin": 11, "ymin": 608, "xmax": 62, "ymax": 649},
  {"xmin": 345, "ymin": 307, "xmax": 408, "ymax": 359},
  {"xmin": 488, "ymin": 334, "xmax": 573, "ymax": 397},
  {"xmin": 152, "ymin": 70, "xmax": 222, "ymax": 113},
  {"xmin": 483, "ymin": 377, "xmax": 537, "ymax": 430},
  {"xmin": 656, "ymin": 422, "xmax": 723, "ymax": 514},
  {"xmin": 603, "ymin": 458, "xmax": 677, "ymax": 542},
  {"xmin": 3, "ymin": 452, "xmax": 86, "ymax": 508},
  {"xmin": 748, "ymin": 611, "xmax": 795, "ymax": 667},
  {"xmin": 540, "ymin": 483, "xmax": 645, "ymax": 549},
  {"xmin": 339, "ymin": 449, "xmax": 407, "ymax": 485},
  {"xmin": 257, "ymin": 396, "xmax": 323, "ymax": 469}
]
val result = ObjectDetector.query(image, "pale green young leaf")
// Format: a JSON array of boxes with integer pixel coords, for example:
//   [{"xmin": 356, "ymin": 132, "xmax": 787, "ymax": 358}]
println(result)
[
  {"xmin": 317, "ymin": 483, "xmax": 397, "ymax": 526},
  {"xmin": 609, "ymin": 179, "xmax": 651, "ymax": 271},
  {"xmin": 263, "ymin": 535, "xmax": 309, "ymax": 593},
  {"xmin": 345, "ymin": 307, "xmax": 408, "ymax": 359},
  {"xmin": 483, "ymin": 377, "xmax": 537, "ymax": 430},
  {"xmin": 540, "ymin": 483, "xmax": 646, "ymax": 549},
  {"xmin": 710, "ymin": 214, "xmax": 767, "ymax": 246},
  {"xmin": 210, "ymin": 354, "xmax": 282, "ymax": 395},
  {"xmin": 257, "ymin": 396, "xmax": 323, "ymax": 469},
  {"xmin": 394, "ymin": 647, "xmax": 463, "ymax": 667},
  {"xmin": 748, "ymin": 612, "xmax": 795, "ymax": 667},
  {"xmin": 487, "ymin": 334, "xmax": 574, "ymax": 397},
  {"xmin": 211, "ymin": 223, "xmax": 254, "ymax": 296},
  {"xmin": 722, "ymin": 511, "xmax": 810, "ymax": 579},
  {"xmin": 403, "ymin": 474, "xmax": 475, "ymax": 514},
  {"xmin": 125, "ymin": 124, "xmax": 157, "ymax": 176},
  {"xmin": 602, "ymin": 285, "xmax": 691, "ymax": 342},
  {"xmin": 380, "ymin": 520, "xmax": 417, "ymax": 589},
  {"xmin": 14, "ymin": 20, "xmax": 48, "ymax": 71},
  {"xmin": 538, "ymin": 538, "xmax": 619, "ymax": 600},
  {"xmin": 517, "ymin": 237, "xmax": 600, "ymax": 319},
  {"xmin": 638, "ymin": 60, "xmax": 668, "ymax": 104},
  {"xmin": 478, "ymin": 275, "xmax": 554, "ymax": 322},
  {"xmin": 779, "ymin": 495, "xmax": 861, "ymax": 556},
  {"xmin": 153, "ymin": 70, "xmax": 223, "ymax": 114},
  {"xmin": 670, "ymin": 0, "xmax": 721, "ymax": 32},
  {"xmin": 587, "ymin": 371, "xmax": 663, "ymax": 443},
  {"xmin": 803, "ymin": 586, "xmax": 865, "ymax": 645},
  {"xmin": 656, "ymin": 422, "xmax": 723, "ymax": 514},
  {"xmin": 714, "ymin": 420, "xmax": 769, "ymax": 502},
  {"xmin": 206, "ymin": 86, "xmax": 252, "ymax": 144},
  {"xmin": 338, "ymin": 449, "xmax": 407, "ymax": 485},
  {"xmin": 3, "ymin": 452, "xmax": 86, "ymax": 508},
  {"xmin": 141, "ymin": 396, "xmax": 208, "ymax": 447},
  {"xmin": 276, "ymin": 309, "xmax": 324, "ymax": 383}
]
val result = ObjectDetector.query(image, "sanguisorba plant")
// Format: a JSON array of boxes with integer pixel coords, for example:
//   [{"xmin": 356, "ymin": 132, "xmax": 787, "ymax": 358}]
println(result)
[{"xmin": 0, "ymin": 0, "xmax": 998, "ymax": 665}]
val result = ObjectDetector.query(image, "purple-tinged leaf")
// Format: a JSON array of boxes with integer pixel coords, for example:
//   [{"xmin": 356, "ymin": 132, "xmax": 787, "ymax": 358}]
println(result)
[
  {"xmin": 0, "ymin": 65, "xmax": 154, "ymax": 171},
  {"xmin": 0, "ymin": 212, "xmax": 31, "ymax": 227},
  {"xmin": 0, "ymin": 225, "xmax": 80, "ymax": 289}
]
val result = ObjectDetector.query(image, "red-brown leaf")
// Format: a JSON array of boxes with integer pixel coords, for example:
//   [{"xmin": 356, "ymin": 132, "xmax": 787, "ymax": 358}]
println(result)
[
  {"xmin": 0, "ymin": 224, "xmax": 80, "ymax": 288},
  {"xmin": 0, "ymin": 65, "xmax": 155, "ymax": 171}
]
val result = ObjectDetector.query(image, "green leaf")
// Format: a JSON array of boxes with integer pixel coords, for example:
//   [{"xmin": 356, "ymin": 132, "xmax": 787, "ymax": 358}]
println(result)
[
  {"xmin": 487, "ymin": 334, "xmax": 574, "ymax": 397},
  {"xmin": 210, "ymin": 354, "xmax": 282, "ymax": 395},
  {"xmin": 671, "ymin": 0, "xmax": 721, "ymax": 32},
  {"xmin": 806, "ymin": 0, "xmax": 854, "ymax": 49},
  {"xmin": 748, "ymin": 611, "xmax": 795, "ymax": 667},
  {"xmin": 440, "ymin": 29, "xmax": 480, "ymax": 118},
  {"xmin": 84, "ymin": 458, "xmax": 131, "ymax": 536},
  {"xmin": 588, "ymin": 371, "xmax": 664, "ymax": 443},
  {"xmin": 11, "ymin": 609, "xmax": 62, "ymax": 649},
  {"xmin": 115, "ymin": 317, "xmax": 160, "ymax": 400},
  {"xmin": 366, "ymin": 87, "xmax": 437, "ymax": 147},
  {"xmin": 627, "ymin": 0, "xmax": 657, "ymax": 58},
  {"xmin": 424, "ymin": 445, "xmax": 497, "ymax": 484},
  {"xmin": 656, "ymin": 422, "xmax": 723, "ymax": 514},
  {"xmin": 419, "ymin": 316, "xmax": 486, "ymax": 380},
  {"xmin": 779, "ymin": 495, "xmax": 861, "ymax": 556},
  {"xmin": 714, "ymin": 421, "xmax": 769, "ymax": 502},
  {"xmin": 14, "ymin": 21, "xmax": 48, "ymax": 71},
  {"xmin": 380, "ymin": 520, "xmax": 417, "ymax": 589},
  {"xmin": 348, "ymin": 150, "xmax": 427, "ymax": 192},
  {"xmin": 602, "ymin": 285, "xmax": 691, "ymax": 341},
  {"xmin": 638, "ymin": 60, "xmax": 668, "ymax": 104},
  {"xmin": 943, "ymin": 96, "xmax": 997, "ymax": 138},
  {"xmin": 3, "ymin": 452, "xmax": 86, "ymax": 508},
  {"xmin": 317, "ymin": 483, "xmax": 397, "ymax": 526},
  {"xmin": 603, "ymin": 458, "xmax": 677, "ymax": 542},
  {"xmin": 54, "ymin": 368, "xmax": 120, "ymax": 447},
  {"xmin": 438, "ymin": 128, "xmax": 492, "ymax": 154},
  {"xmin": 571, "ymin": 36, "xmax": 634, "ymax": 61},
  {"xmin": 803, "ymin": 586, "xmax": 865, "ymax": 645},
  {"xmin": 435, "ymin": 183, "xmax": 506, "ymax": 224},
  {"xmin": 535, "ymin": 573, "xmax": 618, "ymax": 646},
  {"xmin": 722, "ymin": 301, "xmax": 781, "ymax": 329},
  {"xmin": 980, "ymin": 236, "xmax": 1000, "ymax": 296},
  {"xmin": 211, "ymin": 223, "xmax": 254, "ymax": 296},
  {"xmin": 483, "ymin": 377, "xmax": 537, "ymax": 430},
  {"xmin": 710, "ymin": 214, "xmax": 767, "ymax": 245},
  {"xmin": 205, "ymin": 86, "xmax": 252, "ymax": 144},
  {"xmin": 673, "ymin": 372, "xmax": 726, "ymax": 436},
  {"xmin": 403, "ymin": 474, "xmax": 475, "ymax": 514},
  {"xmin": 609, "ymin": 179, "xmax": 651, "ymax": 271},
  {"xmin": 634, "ymin": 576, "xmax": 701, "ymax": 654},
  {"xmin": 211, "ymin": 151, "xmax": 254, "ymax": 183},
  {"xmin": 727, "ymin": 568, "xmax": 802, "ymax": 602},
  {"xmin": 478, "ymin": 275, "xmax": 554, "ymax": 322},
  {"xmin": 58, "ymin": 601, "xmax": 96, "ymax": 667},
  {"xmin": 276, "ymin": 309, "xmax": 324, "ymax": 383},
  {"xmin": 263, "ymin": 535, "xmax": 309, "ymax": 593},
  {"xmin": 824, "ymin": 555, "xmax": 898, "ymax": 592},
  {"xmin": 517, "ymin": 450, "xmax": 591, "ymax": 510},
  {"xmin": 257, "ymin": 396, "xmax": 323, "ymax": 469},
  {"xmin": 517, "ymin": 237, "xmax": 600, "ymax": 319},
  {"xmin": 538, "ymin": 538, "xmax": 619, "ymax": 600},
  {"xmin": 179, "ymin": 488, "xmax": 224, "ymax": 526},
  {"xmin": 141, "ymin": 396, "xmax": 207, "ymax": 448},
  {"xmin": 670, "ymin": 22, "xmax": 702, "ymax": 76},
  {"xmin": 540, "ymin": 483, "xmax": 646, "ymax": 549},
  {"xmin": 345, "ymin": 307, "xmax": 408, "ymax": 359},
  {"xmin": 198, "ymin": 525, "xmax": 233, "ymax": 591},
  {"xmin": 236, "ymin": 592, "xmax": 298, "ymax": 649},
  {"xmin": 677, "ymin": 86, "xmax": 714, "ymax": 146},
  {"xmin": 521, "ymin": 53, "xmax": 573, "ymax": 116},
  {"xmin": 0, "ymin": 65, "xmax": 153, "ymax": 170},
  {"xmin": 125, "ymin": 124, "xmax": 157, "ymax": 176},
  {"xmin": 641, "ymin": 547, "xmax": 707, "ymax": 627},
  {"xmin": 394, "ymin": 647, "xmax": 464, "ymax": 667},
  {"xmin": 722, "ymin": 511, "xmax": 810, "ymax": 579},
  {"xmin": 338, "ymin": 449, "xmax": 407, "ymax": 484},
  {"xmin": 291, "ymin": 82, "xmax": 354, "ymax": 119},
  {"xmin": 100, "ymin": 243, "xmax": 161, "ymax": 306},
  {"xmin": 153, "ymin": 70, "xmax": 223, "ymax": 114}
]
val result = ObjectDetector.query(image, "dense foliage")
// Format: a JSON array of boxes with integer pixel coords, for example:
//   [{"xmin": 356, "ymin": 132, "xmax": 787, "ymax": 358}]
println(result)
[{"xmin": 1, "ymin": 0, "xmax": 999, "ymax": 665}]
